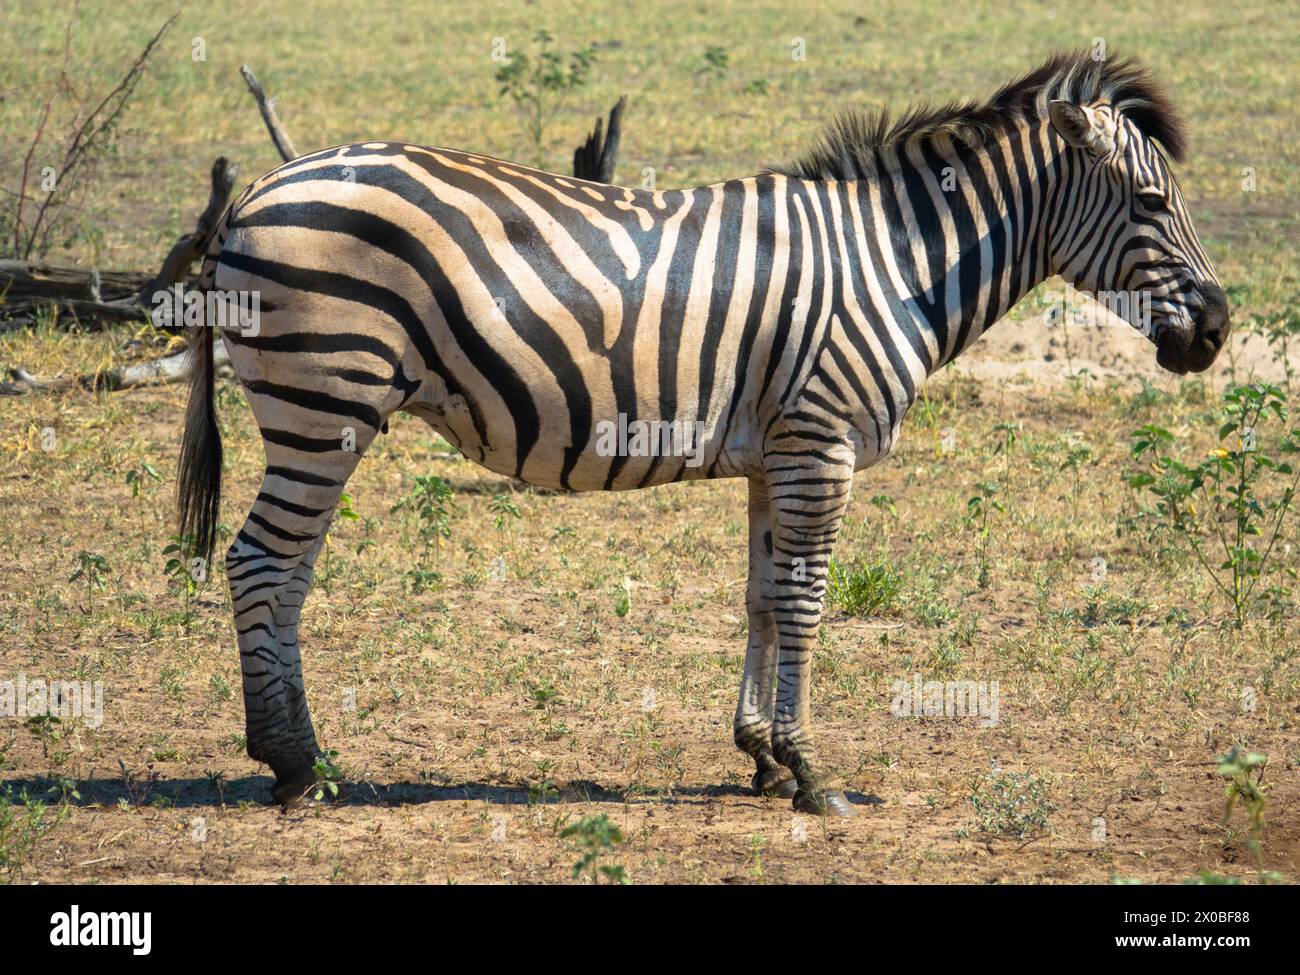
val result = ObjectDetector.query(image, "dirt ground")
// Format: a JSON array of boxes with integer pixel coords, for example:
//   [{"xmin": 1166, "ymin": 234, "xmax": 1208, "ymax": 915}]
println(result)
[{"xmin": 2, "ymin": 307, "xmax": 1297, "ymax": 885}]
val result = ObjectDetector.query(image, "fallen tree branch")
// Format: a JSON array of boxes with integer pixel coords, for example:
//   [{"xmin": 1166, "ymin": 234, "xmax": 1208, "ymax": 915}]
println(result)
[
  {"xmin": 0, "ymin": 295, "xmax": 148, "ymax": 332},
  {"xmin": 239, "ymin": 65, "xmax": 297, "ymax": 162},
  {"xmin": 0, "ymin": 261, "xmax": 148, "ymax": 303},
  {"xmin": 1, "ymin": 339, "xmax": 231, "ymax": 395},
  {"xmin": 1, "ymin": 155, "xmax": 238, "ymax": 332}
]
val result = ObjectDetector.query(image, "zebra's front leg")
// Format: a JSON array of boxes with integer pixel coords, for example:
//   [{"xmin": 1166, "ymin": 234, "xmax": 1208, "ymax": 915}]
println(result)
[
  {"xmin": 766, "ymin": 449, "xmax": 858, "ymax": 817},
  {"xmin": 734, "ymin": 478, "xmax": 797, "ymax": 799}
]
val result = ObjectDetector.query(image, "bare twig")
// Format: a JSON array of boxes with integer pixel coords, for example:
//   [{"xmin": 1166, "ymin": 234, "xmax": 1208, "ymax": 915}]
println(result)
[
  {"xmin": 239, "ymin": 65, "xmax": 298, "ymax": 162},
  {"xmin": 19, "ymin": 13, "xmax": 177, "ymax": 260},
  {"xmin": 12, "ymin": 5, "xmax": 76, "ymax": 257}
]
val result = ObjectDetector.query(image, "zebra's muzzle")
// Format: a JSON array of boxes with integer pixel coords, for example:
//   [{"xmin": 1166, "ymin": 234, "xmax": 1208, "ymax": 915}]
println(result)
[{"xmin": 1155, "ymin": 283, "xmax": 1229, "ymax": 375}]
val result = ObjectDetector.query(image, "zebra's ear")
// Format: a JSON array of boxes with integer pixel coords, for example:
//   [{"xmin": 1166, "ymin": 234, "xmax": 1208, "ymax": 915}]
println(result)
[{"xmin": 1048, "ymin": 100, "xmax": 1111, "ymax": 155}]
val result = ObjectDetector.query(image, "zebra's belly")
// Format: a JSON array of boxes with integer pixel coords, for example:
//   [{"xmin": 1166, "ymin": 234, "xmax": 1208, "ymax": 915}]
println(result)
[{"xmin": 402, "ymin": 349, "xmax": 755, "ymax": 492}]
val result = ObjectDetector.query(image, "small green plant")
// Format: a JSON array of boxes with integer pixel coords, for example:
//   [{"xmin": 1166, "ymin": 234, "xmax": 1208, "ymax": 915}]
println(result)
[
  {"xmin": 1058, "ymin": 438, "xmax": 1094, "ymax": 523},
  {"xmin": 162, "ymin": 533, "xmax": 205, "ymax": 626},
  {"xmin": 1129, "ymin": 383, "xmax": 1300, "ymax": 627},
  {"xmin": 528, "ymin": 778, "xmax": 559, "ymax": 806},
  {"xmin": 992, "ymin": 420, "xmax": 1020, "ymax": 485},
  {"xmin": 560, "ymin": 814, "xmax": 628, "ymax": 884},
  {"xmin": 488, "ymin": 492, "xmax": 521, "ymax": 553},
  {"xmin": 204, "ymin": 769, "xmax": 227, "ymax": 805},
  {"xmin": 47, "ymin": 777, "xmax": 80, "ymax": 803},
  {"xmin": 826, "ymin": 556, "xmax": 901, "ymax": 616},
  {"xmin": 495, "ymin": 30, "xmax": 596, "ymax": 165},
  {"xmin": 867, "ymin": 493, "xmax": 897, "ymax": 541},
  {"xmin": 392, "ymin": 475, "xmax": 456, "ymax": 563},
  {"xmin": 1217, "ymin": 747, "xmax": 1267, "ymax": 867},
  {"xmin": 698, "ymin": 45, "xmax": 730, "ymax": 81},
  {"xmin": 26, "ymin": 714, "xmax": 65, "ymax": 760},
  {"xmin": 1124, "ymin": 377, "xmax": 1174, "ymax": 416},
  {"xmin": 530, "ymin": 681, "xmax": 559, "ymax": 710},
  {"xmin": 968, "ymin": 768, "xmax": 1055, "ymax": 840},
  {"xmin": 1183, "ymin": 871, "xmax": 1243, "ymax": 885},
  {"xmin": 123, "ymin": 458, "xmax": 161, "ymax": 530},
  {"xmin": 965, "ymin": 481, "xmax": 1003, "ymax": 588},
  {"xmin": 312, "ymin": 750, "xmax": 343, "ymax": 801},
  {"xmin": 1245, "ymin": 297, "xmax": 1299, "ymax": 396},
  {"xmin": 321, "ymin": 492, "xmax": 360, "ymax": 593},
  {"xmin": 69, "ymin": 550, "xmax": 110, "ymax": 612},
  {"xmin": 0, "ymin": 786, "xmax": 67, "ymax": 883},
  {"xmin": 406, "ymin": 568, "xmax": 443, "ymax": 594}
]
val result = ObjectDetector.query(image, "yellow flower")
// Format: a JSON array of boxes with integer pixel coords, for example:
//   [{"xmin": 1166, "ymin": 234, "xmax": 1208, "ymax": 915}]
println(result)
[{"xmin": 1212, "ymin": 447, "xmax": 1230, "ymax": 459}]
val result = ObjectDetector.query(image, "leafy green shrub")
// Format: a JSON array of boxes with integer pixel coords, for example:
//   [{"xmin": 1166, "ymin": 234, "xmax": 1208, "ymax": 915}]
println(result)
[
  {"xmin": 827, "ymin": 557, "xmax": 902, "ymax": 616},
  {"xmin": 495, "ymin": 30, "xmax": 595, "ymax": 164},
  {"xmin": 1218, "ymin": 747, "xmax": 1268, "ymax": 868},
  {"xmin": 968, "ymin": 769, "xmax": 1055, "ymax": 840},
  {"xmin": 1, "ymin": 786, "xmax": 66, "ymax": 883},
  {"xmin": 560, "ymin": 814, "xmax": 627, "ymax": 884},
  {"xmin": 1129, "ymin": 383, "xmax": 1300, "ymax": 627}
]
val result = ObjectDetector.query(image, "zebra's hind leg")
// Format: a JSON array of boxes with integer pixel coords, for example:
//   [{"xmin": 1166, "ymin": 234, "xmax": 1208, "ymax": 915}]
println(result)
[
  {"xmin": 226, "ymin": 455, "xmax": 356, "ymax": 804},
  {"xmin": 734, "ymin": 478, "xmax": 797, "ymax": 798},
  {"xmin": 765, "ymin": 448, "xmax": 858, "ymax": 817}
]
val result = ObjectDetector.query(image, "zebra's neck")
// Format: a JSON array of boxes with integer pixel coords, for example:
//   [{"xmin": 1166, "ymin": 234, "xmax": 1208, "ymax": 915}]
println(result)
[{"xmin": 850, "ymin": 116, "xmax": 1062, "ymax": 377}]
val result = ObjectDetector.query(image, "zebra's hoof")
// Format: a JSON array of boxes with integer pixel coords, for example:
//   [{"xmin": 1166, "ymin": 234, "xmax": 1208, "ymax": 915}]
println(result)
[
  {"xmin": 793, "ymin": 788, "xmax": 859, "ymax": 817},
  {"xmin": 270, "ymin": 769, "xmax": 318, "ymax": 806},
  {"xmin": 752, "ymin": 767, "xmax": 798, "ymax": 799}
]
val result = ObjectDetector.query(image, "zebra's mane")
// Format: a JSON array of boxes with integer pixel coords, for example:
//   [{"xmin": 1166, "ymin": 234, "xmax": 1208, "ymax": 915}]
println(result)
[{"xmin": 775, "ymin": 50, "xmax": 1188, "ymax": 180}]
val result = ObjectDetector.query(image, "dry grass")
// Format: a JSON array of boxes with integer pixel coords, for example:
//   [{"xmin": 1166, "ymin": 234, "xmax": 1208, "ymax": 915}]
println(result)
[{"xmin": 1, "ymin": 0, "xmax": 1298, "ymax": 884}]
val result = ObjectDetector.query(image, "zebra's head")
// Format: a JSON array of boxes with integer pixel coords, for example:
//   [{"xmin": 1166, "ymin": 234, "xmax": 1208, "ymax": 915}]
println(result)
[{"xmin": 1045, "ymin": 94, "xmax": 1228, "ymax": 375}]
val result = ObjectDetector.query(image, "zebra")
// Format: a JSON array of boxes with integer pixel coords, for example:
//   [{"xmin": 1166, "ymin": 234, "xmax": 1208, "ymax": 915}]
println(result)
[{"xmin": 177, "ymin": 51, "xmax": 1228, "ymax": 815}]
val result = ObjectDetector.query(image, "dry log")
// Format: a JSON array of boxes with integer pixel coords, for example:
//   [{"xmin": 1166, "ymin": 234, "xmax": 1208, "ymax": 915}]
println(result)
[
  {"xmin": 1, "ymin": 156, "xmax": 238, "ymax": 333},
  {"xmin": 0, "ymin": 296, "xmax": 149, "ymax": 332},
  {"xmin": 1, "ymin": 339, "xmax": 231, "ymax": 395},
  {"xmin": 0, "ymin": 261, "xmax": 147, "ymax": 302}
]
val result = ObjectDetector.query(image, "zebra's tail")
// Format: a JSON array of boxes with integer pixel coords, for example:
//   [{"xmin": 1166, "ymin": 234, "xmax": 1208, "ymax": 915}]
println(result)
[{"xmin": 176, "ymin": 227, "xmax": 228, "ymax": 568}]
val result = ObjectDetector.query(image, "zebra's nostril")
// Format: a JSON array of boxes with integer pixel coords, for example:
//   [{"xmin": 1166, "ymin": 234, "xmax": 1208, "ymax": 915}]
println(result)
[{"xmin": 1194, "ymin": 283, "xmax": 1230, "ymax": 345}]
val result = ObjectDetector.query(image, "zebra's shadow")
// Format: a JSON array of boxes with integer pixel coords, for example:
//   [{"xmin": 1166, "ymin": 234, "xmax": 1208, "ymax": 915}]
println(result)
[{"xmin": 2, "ymin": 775, "xmax": 883, "ymax": 810}]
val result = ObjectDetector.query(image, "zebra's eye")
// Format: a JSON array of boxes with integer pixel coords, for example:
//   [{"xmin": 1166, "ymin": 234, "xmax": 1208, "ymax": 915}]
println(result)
[{"xmin": 1135, "ymin": 190, "xmax": 1169, "ymax": 215}]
